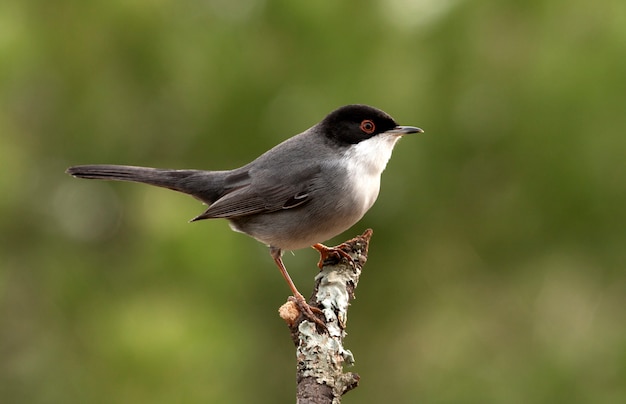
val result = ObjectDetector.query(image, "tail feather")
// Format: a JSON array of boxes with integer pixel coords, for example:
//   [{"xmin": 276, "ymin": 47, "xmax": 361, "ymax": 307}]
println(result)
[{"xmin": 66, "ymin": 164, "xmax": 223, "ymax": 204}]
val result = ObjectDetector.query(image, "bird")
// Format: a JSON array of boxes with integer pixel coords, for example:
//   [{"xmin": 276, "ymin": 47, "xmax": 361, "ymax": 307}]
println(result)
[{"xmin": 66, "ymin": 104, "xmax": 423, "ymax": 325}]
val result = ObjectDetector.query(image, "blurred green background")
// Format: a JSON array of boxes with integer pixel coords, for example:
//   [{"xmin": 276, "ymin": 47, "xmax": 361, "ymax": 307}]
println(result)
[{"xmin": 2, "ymin": 0, "xmax": 625, "ymax": 402}]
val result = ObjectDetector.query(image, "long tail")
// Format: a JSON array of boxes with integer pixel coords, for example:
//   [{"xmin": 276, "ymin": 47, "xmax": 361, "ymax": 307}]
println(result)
[{"xmin": 66, "ymin": 164, "xmax": 223, "ymax": 204}]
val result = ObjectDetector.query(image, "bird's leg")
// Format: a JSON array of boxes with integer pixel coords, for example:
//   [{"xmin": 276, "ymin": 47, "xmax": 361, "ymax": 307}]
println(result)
[
  {"xmin": 269, "ymin": 247, "xmax": 327, "ymax": 330},
  {"xmin": 311, "ymin": 243, "xmax": 355, "ymax": 269}
]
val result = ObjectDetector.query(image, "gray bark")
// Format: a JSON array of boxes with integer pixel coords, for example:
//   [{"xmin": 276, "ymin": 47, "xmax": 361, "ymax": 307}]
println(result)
[{"xmin": 279, "ymin": 229, "xmax": 372, "ymax": 404}]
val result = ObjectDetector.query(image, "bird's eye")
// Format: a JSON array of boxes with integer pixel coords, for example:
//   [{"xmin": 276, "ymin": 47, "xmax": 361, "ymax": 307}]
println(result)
[{"xmin": 360, "ymin": 120, "xmax": 375, "ymax": 134}]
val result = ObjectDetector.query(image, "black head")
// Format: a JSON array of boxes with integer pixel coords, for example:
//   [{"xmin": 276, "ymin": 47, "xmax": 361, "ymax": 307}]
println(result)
[{"xmin": 319, "ymin": 104, "xmax": 400, "ymax": 145}]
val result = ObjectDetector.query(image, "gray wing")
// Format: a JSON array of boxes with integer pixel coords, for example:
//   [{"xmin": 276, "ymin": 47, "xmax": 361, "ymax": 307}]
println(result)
[{"xmin": 191, "ymin": 164, "xmax": 322, "ymax": 221}]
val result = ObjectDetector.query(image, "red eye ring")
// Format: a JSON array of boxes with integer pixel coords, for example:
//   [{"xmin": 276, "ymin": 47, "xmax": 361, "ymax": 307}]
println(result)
[{"xmin": 360, "ymin": 119, "xmax": 375, "ymax": 134}]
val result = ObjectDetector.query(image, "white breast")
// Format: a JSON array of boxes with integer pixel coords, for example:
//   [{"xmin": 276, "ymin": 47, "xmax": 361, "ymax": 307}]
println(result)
[{"xmin": 340, "ymin": 134, "xmax": 401, "ymax": 213}]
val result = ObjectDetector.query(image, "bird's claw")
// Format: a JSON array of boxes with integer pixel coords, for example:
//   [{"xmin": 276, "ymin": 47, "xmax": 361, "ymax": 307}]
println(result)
[
  {"xmin": 289, "ymin": 294, "xmax": 328, "ymax": 332},
  {"xmin": 312, "ymin": 243, "xmax": 355, "ymax": 269}
]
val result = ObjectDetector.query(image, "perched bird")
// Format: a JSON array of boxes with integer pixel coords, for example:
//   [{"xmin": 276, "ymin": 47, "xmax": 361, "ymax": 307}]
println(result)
[{"xmin": 67, "ymin": 104, "xmax": 423, "ymax": 324}]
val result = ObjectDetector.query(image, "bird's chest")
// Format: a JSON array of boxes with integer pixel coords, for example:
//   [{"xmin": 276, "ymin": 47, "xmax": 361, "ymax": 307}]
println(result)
[
  {"xmin": 336, "ymin": 143, "xmax": 393, "ymax": 214},
  {"xmin": 342, "ymin": 165, "xmax": 381, "ymax": 214}
]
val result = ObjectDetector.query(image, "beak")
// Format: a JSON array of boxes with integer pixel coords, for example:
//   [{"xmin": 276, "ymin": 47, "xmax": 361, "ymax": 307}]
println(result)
[{"xmin": 385, "ymin": 126, "xmax": 424, "ymax": 136}]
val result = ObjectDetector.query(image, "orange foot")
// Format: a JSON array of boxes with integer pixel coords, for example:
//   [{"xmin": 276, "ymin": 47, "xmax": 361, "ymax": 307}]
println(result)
[{"xmin": 311, "ymin": 243, "xmax": 355, "ymax": 269}]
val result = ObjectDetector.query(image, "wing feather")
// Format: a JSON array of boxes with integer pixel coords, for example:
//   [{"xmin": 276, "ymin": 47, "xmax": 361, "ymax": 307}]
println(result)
[{"xmin": 191, "ymin": 165, "xmax": 321, "ymax": 221}]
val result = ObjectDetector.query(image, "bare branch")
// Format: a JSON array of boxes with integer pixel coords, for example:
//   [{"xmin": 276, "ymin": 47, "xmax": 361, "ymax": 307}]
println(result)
[{"xmin": 279, "ymin": 229, "xmax": 373, "ymax": 403}]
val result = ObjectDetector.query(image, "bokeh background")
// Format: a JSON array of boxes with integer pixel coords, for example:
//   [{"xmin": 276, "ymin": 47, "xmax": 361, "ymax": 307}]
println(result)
[{"xmin": 2, "ymin": 0, "xmax": 625, "ymax": 402}]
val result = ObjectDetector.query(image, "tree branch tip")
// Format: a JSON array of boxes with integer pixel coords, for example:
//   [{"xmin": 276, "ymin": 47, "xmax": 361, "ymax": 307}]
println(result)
[
  {"xmin": 359, "ymin": 228, "xmax": 373, "ymax": 242},
  {"xmin": 336, "ymin": 229, "xmax": 373, "ymax": 265}
]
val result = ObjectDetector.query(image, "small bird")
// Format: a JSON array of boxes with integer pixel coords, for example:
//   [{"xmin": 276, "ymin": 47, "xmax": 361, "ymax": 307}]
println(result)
[{"xmin": 67, "ymin": 104, "xmax": 423, "ymax": 323}]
